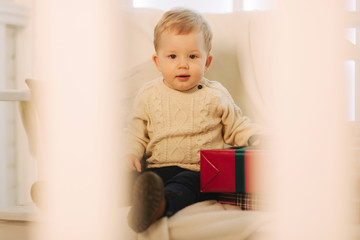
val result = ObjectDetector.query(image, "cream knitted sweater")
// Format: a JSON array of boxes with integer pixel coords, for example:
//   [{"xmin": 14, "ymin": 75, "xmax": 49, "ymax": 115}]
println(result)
[{"xmin": 125, "ymin": 77, "xmax": 261, "ymax": 171}]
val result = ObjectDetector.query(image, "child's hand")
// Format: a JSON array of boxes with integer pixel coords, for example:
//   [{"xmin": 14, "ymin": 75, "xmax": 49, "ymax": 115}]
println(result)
[
  {"xmin": 125, "ymin": 154, "xmax": 142, "ymax": 172},
  {"xmin": 248, "ymin": 135, "xmax": 261, "ymax": 147}
]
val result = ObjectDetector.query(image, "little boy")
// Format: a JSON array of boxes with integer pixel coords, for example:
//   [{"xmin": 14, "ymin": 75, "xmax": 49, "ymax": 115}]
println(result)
[{"xmin": 125, "ymin": 8, "xmax": 261, "ymax": 233}]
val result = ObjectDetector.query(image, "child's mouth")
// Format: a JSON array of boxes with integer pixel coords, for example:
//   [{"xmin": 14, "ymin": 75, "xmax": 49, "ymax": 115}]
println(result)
[{"xmin": 176, "ymin": 75, "xmax": 190, "ymax": 80}]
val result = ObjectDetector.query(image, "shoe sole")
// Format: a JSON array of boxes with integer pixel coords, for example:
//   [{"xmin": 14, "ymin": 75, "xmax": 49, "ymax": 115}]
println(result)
[{"xmin": 127, "ymin": 171, "xmax": 164, "ymax": 233}]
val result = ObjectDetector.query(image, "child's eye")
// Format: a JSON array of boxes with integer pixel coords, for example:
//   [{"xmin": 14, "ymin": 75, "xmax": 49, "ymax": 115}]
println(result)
[
  {"xmin": 189, "ymin": 55, "xmax": 197, "ymax": 59},
  {"xmin": 169, "ymin": 54, "xmax": 176, "ymax": 59}
]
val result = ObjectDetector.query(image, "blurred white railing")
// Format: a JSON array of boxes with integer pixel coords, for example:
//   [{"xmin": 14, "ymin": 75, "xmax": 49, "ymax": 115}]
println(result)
[{"xmin": 0, "ymin": 1, "xmax": 29, "ymax": 212}]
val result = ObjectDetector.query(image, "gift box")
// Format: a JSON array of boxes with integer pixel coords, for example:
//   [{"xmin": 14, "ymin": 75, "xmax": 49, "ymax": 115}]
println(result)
[{"xmin": 200, "ymin": 147, "xmax": 268, "ymax": 194}]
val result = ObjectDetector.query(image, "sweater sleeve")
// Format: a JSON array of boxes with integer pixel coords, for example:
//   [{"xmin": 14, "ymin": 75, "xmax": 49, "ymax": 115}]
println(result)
[
  {"xmin": 218, "ymin": 85, "xmax": 261, "ymax": 147},
  {"xmin": 124, "ymin": 88, "xmax": 150, "ymax": 158}
]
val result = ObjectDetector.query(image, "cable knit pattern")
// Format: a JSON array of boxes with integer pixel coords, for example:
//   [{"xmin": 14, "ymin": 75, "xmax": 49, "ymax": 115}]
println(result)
[{"xmin": 125, "ymin": 77, "xmax": 261, "ymax": 171}]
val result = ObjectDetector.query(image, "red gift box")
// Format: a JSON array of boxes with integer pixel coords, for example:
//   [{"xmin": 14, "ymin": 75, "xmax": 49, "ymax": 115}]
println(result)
[{"xmin": 200, "ymin": 147, "xmax": 268, "ymax": 193}]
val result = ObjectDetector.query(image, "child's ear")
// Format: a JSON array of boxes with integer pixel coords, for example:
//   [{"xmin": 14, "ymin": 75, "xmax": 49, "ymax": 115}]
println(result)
[
  {"xmin": 152, "ymin": 54, "xmax": 161, "ymax": 71},
  {"xmin": 205, "ymin": 55, "xmax": 213, "ymax": 70}
]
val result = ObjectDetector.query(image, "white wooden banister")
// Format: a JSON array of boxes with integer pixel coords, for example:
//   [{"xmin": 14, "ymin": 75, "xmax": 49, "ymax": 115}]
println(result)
[
  {"xmin": 0, "ymin": 2, "xmax": 29, "ymax": 210},
  {"xmin": 0, "ymin": 1, "xmax": 28, "ymax": 27},
  {"xmin": 0, "ymin": 90, "xmax": 30, "ymax": 101}
]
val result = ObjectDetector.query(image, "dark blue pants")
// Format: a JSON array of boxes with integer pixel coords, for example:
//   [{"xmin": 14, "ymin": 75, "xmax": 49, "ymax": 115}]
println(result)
[
  {"xmin": 129, "ymin": 166, "xmax": 217, "ymax": 217},
  {"xmin": 146, "ymin": 167, "xmax": 201, "ymax": 217}
]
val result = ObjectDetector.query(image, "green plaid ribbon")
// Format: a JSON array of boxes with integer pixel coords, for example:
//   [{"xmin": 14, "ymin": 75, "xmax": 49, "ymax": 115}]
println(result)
[{"xmin": 234, "ymin": 147, "xmax": 248, "ymax": 193}]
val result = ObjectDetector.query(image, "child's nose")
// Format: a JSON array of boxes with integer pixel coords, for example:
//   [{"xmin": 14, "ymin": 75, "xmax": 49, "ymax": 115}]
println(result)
[{"xmin": 178, "ymin": 57, "xmax": 189, "ymax": 68}]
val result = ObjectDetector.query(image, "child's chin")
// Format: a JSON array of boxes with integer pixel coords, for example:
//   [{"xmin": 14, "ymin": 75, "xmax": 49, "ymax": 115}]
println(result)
[
  {"xmin": 177, "ymin": 86, "xmax": 193, "ymax": 91},
  {"xmin": 175, "ymin": 84, "xmax": 197, "ymax": 91}
]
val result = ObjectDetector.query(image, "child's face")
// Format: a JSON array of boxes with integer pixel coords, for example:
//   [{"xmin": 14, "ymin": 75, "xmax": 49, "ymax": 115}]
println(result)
[{"xmin": 153, "ymin": 30, "xmax": 212, "ymax": 91}]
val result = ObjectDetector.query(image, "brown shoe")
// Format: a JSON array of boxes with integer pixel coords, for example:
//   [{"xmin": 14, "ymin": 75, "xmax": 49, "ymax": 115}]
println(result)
[{"xmin": 127, "ymin": 171, "xmax": 166, "ymax": 233}]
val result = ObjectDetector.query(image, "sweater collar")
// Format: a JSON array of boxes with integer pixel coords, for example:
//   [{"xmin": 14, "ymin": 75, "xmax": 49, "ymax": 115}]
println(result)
[{"xmin": 160, "ymin": 78, "xmax": 207, "ymax": 94}]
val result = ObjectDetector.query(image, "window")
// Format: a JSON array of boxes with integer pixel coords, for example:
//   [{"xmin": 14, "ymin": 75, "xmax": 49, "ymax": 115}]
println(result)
[
  {"xmin": 346, "ymin": 60, "xmax": 356, "ymax": 121},
  {"xmin": 243, "ymin": 0, "xmax": 279, "ymax": 11},
  {"xmin": 345, "ymin": 0, "xmax": 359, "ymax": 120},
  {"xmin": 132, "ymin": 0, "xmax": 279, "ymax": 12},
  {"xmin": 133, "ymin": 0, "xmax": 234, "ymax": 13}
]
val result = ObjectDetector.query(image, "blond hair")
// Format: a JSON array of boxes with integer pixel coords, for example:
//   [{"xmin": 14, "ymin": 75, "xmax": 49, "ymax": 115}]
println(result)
[{"xmin": 153, "ymin": 8, "xmax": 213, "ymax": 54}]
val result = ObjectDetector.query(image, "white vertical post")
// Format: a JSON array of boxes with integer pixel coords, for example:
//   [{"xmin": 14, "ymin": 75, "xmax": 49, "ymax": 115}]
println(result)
[
  {"xmin": 0, "ymin": 23, "xmax": 8, "ymax": 208},
  {"xmin": 355, "ymin": 30, "xmax": 360, "ymax": 120},
  {"xmin": 271, "ymin": 0, "xmax": 351, "ymax": 239},
  {"xmin": 34, "ymin": 0, "xmax": 125, "ymax": 239},
  {"xmin": 356, "ymin": 0, "xmax": 360, "ymax": 120}
]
